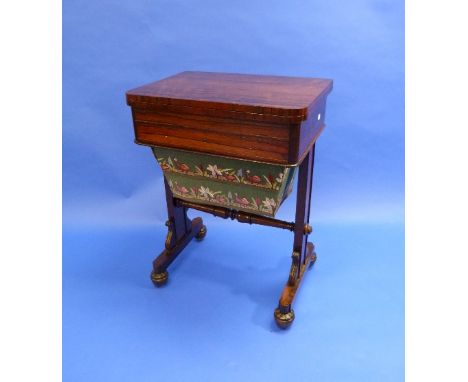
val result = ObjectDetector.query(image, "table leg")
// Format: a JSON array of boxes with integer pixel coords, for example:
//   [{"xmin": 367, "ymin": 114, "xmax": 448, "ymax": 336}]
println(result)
[
  {"xmin": 274, "ymin": 145, "xmax": 317, "ymax": 328},
  {"xmin": 151, "ymin": 178, "xmax": 206, "ymax": 287}
]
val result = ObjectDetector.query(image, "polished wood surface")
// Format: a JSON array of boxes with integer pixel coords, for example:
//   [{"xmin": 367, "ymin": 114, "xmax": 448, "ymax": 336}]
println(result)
[
  {"xmin": 128, "ymin": 72, "xmax": 333, "ymax": 328},
  {"xmin": 175, "ymin": 198, "xmax": 296, "ymax": 231},
  {"xmin": 274, "ymin": 147, "xmax": 317, "ymax": 328},
  {"xmin": 127, "ymin": 71, "xmax": 332, "ymax": 165},
  {"xmin": 277, "ymin": 243, "xmax": 317, "ymax": 311},
  {"xmin": 151, "ymin": 178, "xmax": 206, "ymax": 287},
  {"xmin": 127, "ymin": 71, "xmax": 333, "ymax": 120}
]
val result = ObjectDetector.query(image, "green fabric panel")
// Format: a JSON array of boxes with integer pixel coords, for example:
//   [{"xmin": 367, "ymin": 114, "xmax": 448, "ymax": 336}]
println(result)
[{"xmin": 151, "ymin": 146, "xmax": 296, "ymax": 217}]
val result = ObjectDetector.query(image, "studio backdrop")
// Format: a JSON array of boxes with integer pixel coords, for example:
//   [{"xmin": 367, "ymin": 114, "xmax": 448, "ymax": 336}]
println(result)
[{"xmin": 63, "ymin": 1, "xmax": 404, "ymax": 381}]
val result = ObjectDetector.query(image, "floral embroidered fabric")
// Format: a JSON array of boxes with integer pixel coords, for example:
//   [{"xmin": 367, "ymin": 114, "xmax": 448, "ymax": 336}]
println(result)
[{"xmin": 151, "ymin": 147, "xmax": 297, "ymax": 217}]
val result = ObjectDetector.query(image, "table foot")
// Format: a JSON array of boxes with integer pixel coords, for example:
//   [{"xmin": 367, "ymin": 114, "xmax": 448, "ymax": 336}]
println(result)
[
  {"xmin": 151, "ymin": 217, "xmax": 204, "ymax": 288},
  {"xmin": 274, "ymin": 242, "xmax": 316, "ymax": 329},
  {"xmin": 151, "ymin": 270, "xmax": 169, "ymax": 287},
  {"xmin": 195, "ymin": 224, "xmax": 207, "ymax": 241},
  {"xmin": 274, "ymin": 307, "xmax": 295, "ymax": 329}
]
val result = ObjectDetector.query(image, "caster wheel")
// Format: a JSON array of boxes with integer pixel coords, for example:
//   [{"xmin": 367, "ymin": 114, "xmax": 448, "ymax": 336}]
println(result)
[
  {"xmin": 151, "ymin": 270, "xmax": 168, "ymax": 287},
  {"xmin": 274, "ymin": 307, "xmax": 295, "ymax": 329},
  {"xmin": 195, "ymin": 225, "xmax": 207, "ymax": 241}
]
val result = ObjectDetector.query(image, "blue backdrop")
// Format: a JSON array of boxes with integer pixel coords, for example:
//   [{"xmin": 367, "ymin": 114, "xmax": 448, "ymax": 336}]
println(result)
[{"xmin": 63, "ymin": 1, "xmax": 404, "ymax": 381}]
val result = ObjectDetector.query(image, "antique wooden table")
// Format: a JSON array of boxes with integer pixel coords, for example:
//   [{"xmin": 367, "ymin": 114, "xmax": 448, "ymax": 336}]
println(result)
[{"xmin": 126, "ymin": 71, "xmax": 333, "ymax": 328}]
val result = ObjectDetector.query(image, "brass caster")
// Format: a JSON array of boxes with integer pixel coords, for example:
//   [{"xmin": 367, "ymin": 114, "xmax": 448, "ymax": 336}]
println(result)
[
  {"xmin": 195, "ymin": 225, "xmax": 207, "ymax": 241},
  {"xmin": 274, "ymin": 307, "xmax": 295, "ymax": 329},
  {"xmin": 151, "ymin": 270, "xmax": 168, "ymax": 287}
]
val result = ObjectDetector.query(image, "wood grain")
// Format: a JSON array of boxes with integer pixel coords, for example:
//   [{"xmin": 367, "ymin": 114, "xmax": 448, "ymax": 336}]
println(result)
[
  {"xmin": 127, "ymin": 71, "xmax": 333, "ymax": 122},
  {"xmin": 127, "ymin": 71, "xmax": 333, "ymax": 164}
]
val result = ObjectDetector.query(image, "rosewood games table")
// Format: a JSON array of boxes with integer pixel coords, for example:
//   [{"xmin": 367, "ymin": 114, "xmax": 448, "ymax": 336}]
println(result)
[{"xmin": 126, "ymin": 71, "xmax": 333, "ymax": 328}]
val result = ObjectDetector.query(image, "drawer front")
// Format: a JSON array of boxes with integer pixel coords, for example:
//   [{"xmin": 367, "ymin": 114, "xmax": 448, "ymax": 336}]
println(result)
[{"xmin": 133, "ymin": 108, "xmax": 293, "ymax": 164}]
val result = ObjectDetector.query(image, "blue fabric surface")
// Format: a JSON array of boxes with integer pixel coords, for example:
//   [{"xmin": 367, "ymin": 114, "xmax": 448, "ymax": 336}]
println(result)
[{"xmin": 63, "ymin": 0, "xmax": 404, "ymax": 380}]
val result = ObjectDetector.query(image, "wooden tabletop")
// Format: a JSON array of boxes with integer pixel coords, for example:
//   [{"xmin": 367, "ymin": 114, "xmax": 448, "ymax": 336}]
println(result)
[{"xmin": 126, "ymin": 71, "xmax": 333, "ymax": 121}]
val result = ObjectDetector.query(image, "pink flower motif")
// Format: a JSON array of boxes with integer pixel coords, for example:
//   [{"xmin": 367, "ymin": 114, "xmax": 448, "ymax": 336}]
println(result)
[
  {"xmin": 177, "ymin": 185, "xmax": 189, "ymax": 194},
  {"xmin": 216, "ymin": 194, "xmax": 227, "ymax": 204},
  {"xmin": 224, "ymin": 174, "xmax": 237, "ymax": 182},
  {"xmin": 235, "ymin": 193, "xmax": 250, "ymax": 206}
]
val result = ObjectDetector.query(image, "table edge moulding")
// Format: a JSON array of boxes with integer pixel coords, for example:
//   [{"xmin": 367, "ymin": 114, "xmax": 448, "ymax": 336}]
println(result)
[{"xmin": 126, "ymin": 71, "xmax": 333, "ymax": 329}]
